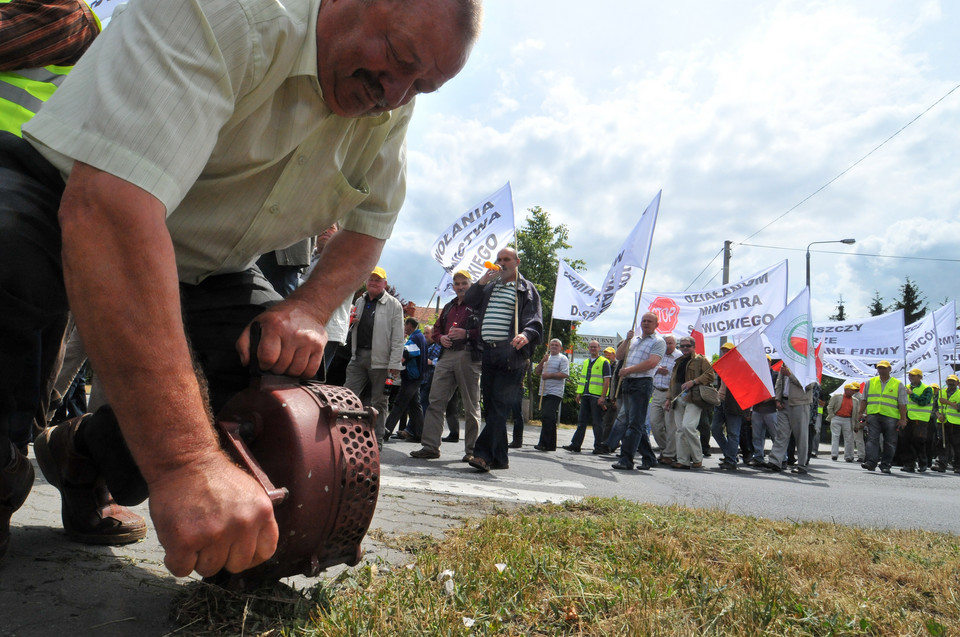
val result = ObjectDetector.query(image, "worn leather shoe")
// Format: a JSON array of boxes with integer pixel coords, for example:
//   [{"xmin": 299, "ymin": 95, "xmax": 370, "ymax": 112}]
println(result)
[
  {"xmin": 611, "ymin": 461, "xmax": 633, "ymax": 471},
  {"xmin": 1, "ymin": 445, "xmax": 35, "ymax": 560},
  {"xmin": 442, "ymin": 435, "xmax": 459, "ymax": 443},
  {"xmin": 468, "ymin": 456, "xmax": 491, "ymax": 472},
  {"xmin": 409, "ymin": 448, "xmax": 440, "ymax": 459},
  {"xmin": 562, "ymin": 445, "xmax": 580, "ymax": 453},
  {"xmin": 34, "ymin": 418, "xmax": 147, "ymax": 545}
]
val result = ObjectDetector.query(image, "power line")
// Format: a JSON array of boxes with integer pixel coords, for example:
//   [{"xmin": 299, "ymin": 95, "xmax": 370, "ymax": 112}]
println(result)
[
  {"xmin": 739, "ymin": 242, "xmax": 960, "ymax": 263},
  {"xmin": 683, "ymin": 246, "xmax": 724, "ymax": 291},
  {"xmin": 684, "ymin": 82, "xmax": 960, "ymax": 290},
  {"xmin": 738, "ymin": 81, "xmax": 960, "ymax": 245}
]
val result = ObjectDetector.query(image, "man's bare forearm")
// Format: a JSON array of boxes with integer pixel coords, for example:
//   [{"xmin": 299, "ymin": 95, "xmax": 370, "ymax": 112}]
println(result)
[
  {"xmin": 59, "ymin": 163, "xmax": 219, "ymax": 484},
  {"xmin": 292, "ymin": 229, "xmax": 384, "ymax": 323}
]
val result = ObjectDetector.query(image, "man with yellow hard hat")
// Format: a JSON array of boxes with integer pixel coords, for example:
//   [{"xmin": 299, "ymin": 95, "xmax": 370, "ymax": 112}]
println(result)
[
  {"xmin": 345, "ymin": 267, "xmax": 405, "ymax": 444},
  {"xmin": 934, "ymin": 374, "xmax": 960, "ymax": 474},
  {"xmin": 826, "ymin": 382, "xmax": 861, "ymax": 462},
  {"xmin": 856, "ymin": 360, "xmax": 907, "ymax": 473},
  {"xmin": 901, "ymin": 368, "xmax": 933, "ymax": 472}
]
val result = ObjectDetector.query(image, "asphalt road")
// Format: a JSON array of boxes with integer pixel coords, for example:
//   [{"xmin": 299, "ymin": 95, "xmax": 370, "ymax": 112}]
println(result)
[
  {"xmin": 3, "ymin": 423, "xmax": 957, "ymax": 636},
  {"xmin": 381, "ymin": 425, "xmax": 960, "ymax": 534}
]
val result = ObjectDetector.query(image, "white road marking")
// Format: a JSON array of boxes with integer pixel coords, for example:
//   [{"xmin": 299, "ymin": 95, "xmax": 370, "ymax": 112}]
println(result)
[
  {"xmin": 379, "ymin": 475, "xmax": 581, "ymax": 504},
  {"xmin": 384, "ymin": 464, "xmax": 586, "ymax": 489}
]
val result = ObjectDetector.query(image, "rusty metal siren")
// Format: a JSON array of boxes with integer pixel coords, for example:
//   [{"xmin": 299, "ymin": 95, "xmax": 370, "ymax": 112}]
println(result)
[{"xmin": 213, "ymin": 324, "xmax": 380, "ymax": 582}]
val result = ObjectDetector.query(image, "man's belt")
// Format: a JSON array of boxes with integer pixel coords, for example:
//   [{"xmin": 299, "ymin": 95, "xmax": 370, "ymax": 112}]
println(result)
[{"xmin": 483, "ymin": 340, "xmax": 513, "ymax": 349}]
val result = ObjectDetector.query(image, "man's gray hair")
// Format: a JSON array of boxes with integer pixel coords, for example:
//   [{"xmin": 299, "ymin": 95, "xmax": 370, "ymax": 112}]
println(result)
[
  {"xmin": 678, "ymin": 335, "xmax": 695, "ymax": 347},
  {"xmin": 550, "ymin": 338, "xmax": 563, "ymax": 346},
  {"xmin": 454, "ymin": 0, "xmax": 484, "ymax": 44},
  {"xmin": 377, "ymin": 0, "xmax": 483, "ymax": 45}
]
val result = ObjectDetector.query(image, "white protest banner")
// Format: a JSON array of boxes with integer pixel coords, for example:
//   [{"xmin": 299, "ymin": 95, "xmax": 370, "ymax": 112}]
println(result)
[
  {"xmin": 641, "ymin": 260, "xmax": 788, "ymax": 339},
  {"xmin": 432, "ymin": 183, "xmax": 515, "ymax": 297},
  {"xmin": 800, "ymin": 310, "xmax": 906, "ymax": 381},
  {"xmin": 554, "ymin": 191, "xmax": 661, "ymax": 322},
  {"xmin": 553, "ymin": 261, "xmax": 602, "ymax": 320},
  {"xmin": 947, "ymin": 327, "xmax": 960, "ymax": 364},
  {"xmin": 762, "ymin": 287, "xmax": 817, "ymax": 388},
  {"xmin": 892, "ymin": 302, "xmax": 957, "ymax": 377},
  {"xmin": 937, "ymin": 301, "xmax": 957, "ymax": 370}
]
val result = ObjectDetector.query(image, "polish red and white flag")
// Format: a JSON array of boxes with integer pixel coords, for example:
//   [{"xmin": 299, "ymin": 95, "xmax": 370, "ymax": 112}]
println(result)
[
  {"xmin": 712, "ymin": 328, "xmax": 775, "ymax": 409},
  {"xmin": 690, "ymin": 310, "xmax": 706, "ymax": 356}
]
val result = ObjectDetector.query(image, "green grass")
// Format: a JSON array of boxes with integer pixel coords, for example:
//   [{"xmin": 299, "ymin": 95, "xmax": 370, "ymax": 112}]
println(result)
[{"xmin": 171, "ymin": 498, "xmax": 960, "ymax": 636}]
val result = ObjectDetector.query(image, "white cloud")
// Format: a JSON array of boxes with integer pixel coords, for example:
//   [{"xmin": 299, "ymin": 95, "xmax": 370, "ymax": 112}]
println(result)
[{"xmin": 381, "ymin": 0, "xmax": 960, "ymax": 339}]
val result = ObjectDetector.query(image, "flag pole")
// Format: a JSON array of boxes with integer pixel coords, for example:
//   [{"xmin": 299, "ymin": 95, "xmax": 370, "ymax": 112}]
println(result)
[
  {"xmin": 425, "ymin": 273, "xmax": 447, "ymax": 310},
  {"xmin": 932, "ymin": 308, "xmax": 946, "ymax": 446}
]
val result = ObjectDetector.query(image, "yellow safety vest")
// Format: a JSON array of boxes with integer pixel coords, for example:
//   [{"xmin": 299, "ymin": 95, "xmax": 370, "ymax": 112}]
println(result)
[
  {"xmin": 0, "ymin": 0, "xmax": 100, "ymax": 135},
  {"xmin": 865, "ymin": 376, "xmax": 902, "ymax": 418},
  {"xmin": 906, "ymin": 383, "xmax": 933, "ymax": 421},
  {"xmin": 942, "ymin": 389, "xmax": 960, "ymax": 425},
  {"xmin": 576, "ymin": 357, "xmax": 608, "ymax": 397},
  {"xmin": 0, "ymin": 65, "xmax": 71, "ymax": 136}
]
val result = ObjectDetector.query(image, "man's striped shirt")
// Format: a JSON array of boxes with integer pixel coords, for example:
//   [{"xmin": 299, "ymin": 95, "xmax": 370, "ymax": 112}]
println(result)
[{"xmin": 481, "ymin": 281, "xmax": 516, "ymax": 342}]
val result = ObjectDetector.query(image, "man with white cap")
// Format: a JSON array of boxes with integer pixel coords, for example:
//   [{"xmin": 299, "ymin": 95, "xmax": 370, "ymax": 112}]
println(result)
[
  {"xmin": 901, "ymin": 368, "xmax": 933, "ymax": 472},
  {"xmin": 857, "ymin": 360, "xmax": 907, "ymax": 474},
  {"xmin": 648, "ymin": 334, "xmax": 678, "ymax": 463},
  {"xmin": 826, "ymin": 382, "xmax": 861, "ymax": 462},
  {"xmin": 345, "ymin": 267, "xmax": 404, "ymax": 444}
]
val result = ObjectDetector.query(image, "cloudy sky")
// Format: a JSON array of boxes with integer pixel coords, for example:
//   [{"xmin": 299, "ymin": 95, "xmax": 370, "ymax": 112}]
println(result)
[{"xmin": 378, "ymin": 0, "xmax": 960, "ymax": 338}]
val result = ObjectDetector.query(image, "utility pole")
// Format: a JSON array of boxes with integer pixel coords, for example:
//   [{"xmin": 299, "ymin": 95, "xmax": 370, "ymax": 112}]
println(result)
[{"xmin": 719, "ymin": 240, "xmax": 732, "ymax": 347}]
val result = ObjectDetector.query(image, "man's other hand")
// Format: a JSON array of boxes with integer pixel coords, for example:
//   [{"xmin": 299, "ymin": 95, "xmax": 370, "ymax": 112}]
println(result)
[
  {"xmin": 149, "ymin": 453, "xmax": 279, "ymax": 577},
  {"xmin": 237, "ymin": 300, "xmax": 328, "ymax": 377}
]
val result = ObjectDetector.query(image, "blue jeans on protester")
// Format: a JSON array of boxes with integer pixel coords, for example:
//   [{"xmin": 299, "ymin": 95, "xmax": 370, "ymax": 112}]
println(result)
[
  {"xmin": 711, "ymin": 407, "xmax": 742, "ymax": 466},
  {"xmin": 473, "ymin": 345, "xmax": 526, "ymax": 467},
  {"xmin": 605, "ymin": 408, "xmax": 627, "ymax": 451},
  {"xmin": 618, "ymin": 377, "xmax": 656, "ymax": 467},
  {"xmin": 570, "ymin": 395, "xmax": 603, "ymax": 450},
  {"xmin": 864, "ymin": 413, "xmax": 899, "ymax": 470}
]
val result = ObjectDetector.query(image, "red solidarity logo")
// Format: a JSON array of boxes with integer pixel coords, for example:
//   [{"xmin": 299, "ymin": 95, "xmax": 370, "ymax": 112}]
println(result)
[{"xmin": 648, "ymin": 297, "xmax": 679, "ymax": 333}]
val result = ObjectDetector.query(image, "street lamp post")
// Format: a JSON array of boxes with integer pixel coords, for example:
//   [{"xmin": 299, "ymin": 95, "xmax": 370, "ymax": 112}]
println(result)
[{"xmin": 806, "ymin": 238, "xmax": 856, "ymax": 288}]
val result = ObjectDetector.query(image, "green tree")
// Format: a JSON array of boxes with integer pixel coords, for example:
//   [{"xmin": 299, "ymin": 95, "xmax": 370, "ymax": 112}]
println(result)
[
  {"xmin": 891, "ymin": 276, "xmax": 927, "ymax": 324},
  {"xmin": 514, "ymin": 205, "xmax": 584, "ymax": 353},
  {"xmin": 829, "ymin": 295, "xmax": 847, "ymax": 322},
  {"xmin": 868, "ymin": 291, "xmax": 885, "ymax": 317},
  {"xmin": 513, "ymin": 206, "xmax": 585, "ymax": 422}
]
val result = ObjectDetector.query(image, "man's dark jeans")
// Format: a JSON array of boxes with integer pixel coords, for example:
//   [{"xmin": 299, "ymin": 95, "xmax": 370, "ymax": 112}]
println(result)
[
  {"xmin": 618, "ymin": 377, "xmax": 656, "ymax": 467},
  {"xmin": 537, "ymin": 394, "xmax": 562, "ymax": 450},
  {"xmin": 570, "ymin": 394, "xmax": 603, "ymax": 450},
  {"xmin": 711, "ymin": 407, "xmax": 742, "ymax": 466},
  {"xmin": 474, "ymin": 345, "xmax": 525, "ymax": 466},
  {"xmin": 865, "ymin": 413, "xmax": 899, "ymax": 469}
]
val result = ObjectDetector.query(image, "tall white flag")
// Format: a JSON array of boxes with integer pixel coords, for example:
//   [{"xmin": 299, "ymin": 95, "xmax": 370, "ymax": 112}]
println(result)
[
  {"xmin": 551, "ymin": 190, "xmax": 661, "ymax": 321},
  {"xmin": 431, "ymin": 183, "xmax": 515, "ymax": 297},
  {"xmin": 553, "ymin": 261, "xmax": 603, "ymax": 320},
  {"xmin": 763, "ymin": 287, "xmax": 817, "ymax": 388}
]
